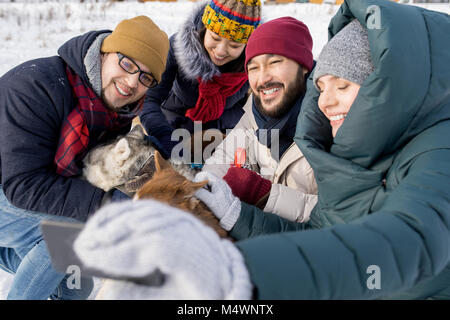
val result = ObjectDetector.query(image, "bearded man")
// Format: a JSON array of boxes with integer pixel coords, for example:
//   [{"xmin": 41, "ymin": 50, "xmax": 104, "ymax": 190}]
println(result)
[{"xmin": 202, "ymin": 17, "xmax": 318, "ymax": 225}]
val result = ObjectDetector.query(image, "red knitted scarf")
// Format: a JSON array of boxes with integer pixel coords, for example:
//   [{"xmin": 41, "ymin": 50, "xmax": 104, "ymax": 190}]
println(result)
[
  {"xmin": 186, "ymin": 72, "xmax": 248, "ymax": 123},
  {"xmin": 54, "ymin": 66, "xmax": 138, "ymax": 177}
]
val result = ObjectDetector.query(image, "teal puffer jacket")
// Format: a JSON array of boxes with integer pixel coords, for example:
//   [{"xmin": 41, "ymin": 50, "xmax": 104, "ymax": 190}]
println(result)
[{"xmin": 233, "ymin": 0, "xmax": 450, "ymax": 299}]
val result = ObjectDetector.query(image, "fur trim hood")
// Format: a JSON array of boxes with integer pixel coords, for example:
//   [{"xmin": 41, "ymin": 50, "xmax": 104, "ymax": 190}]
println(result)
[{"xmin": 173, "ymin": 2, "xmax": 220, "ymax": 82}]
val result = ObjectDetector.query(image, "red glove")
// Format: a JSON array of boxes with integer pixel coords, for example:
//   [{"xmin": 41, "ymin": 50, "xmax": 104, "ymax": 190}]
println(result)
[{"xmin": 222, "ymin": 166, "xmax": 272, "ymax": 205}]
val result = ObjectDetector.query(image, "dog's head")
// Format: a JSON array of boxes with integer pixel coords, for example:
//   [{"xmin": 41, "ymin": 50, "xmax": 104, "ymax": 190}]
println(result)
[{"xmin": 135, "ymin": 150, "xmax": 229, "ymax": 239}]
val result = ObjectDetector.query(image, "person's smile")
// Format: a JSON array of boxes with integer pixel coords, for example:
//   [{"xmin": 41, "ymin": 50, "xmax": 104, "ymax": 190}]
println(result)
[{"xmin": 114, "ymin": 81, "xmax": 133, "ymax": 97}]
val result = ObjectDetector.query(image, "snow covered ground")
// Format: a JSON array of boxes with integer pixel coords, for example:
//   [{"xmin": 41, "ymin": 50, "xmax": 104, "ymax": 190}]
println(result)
[{"xmin": 0, "ymin": 0, "xmax": 448, "ymax": 299}]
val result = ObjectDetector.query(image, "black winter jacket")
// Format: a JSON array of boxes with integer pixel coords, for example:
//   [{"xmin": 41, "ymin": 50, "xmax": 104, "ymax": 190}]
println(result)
[
  {"xmin": 140, "ymin": 3, "xmax": 250, "ymax": 155},
  {"xmin": 0, "ymin": 30, "xmax": 131, "ymax": 221}
]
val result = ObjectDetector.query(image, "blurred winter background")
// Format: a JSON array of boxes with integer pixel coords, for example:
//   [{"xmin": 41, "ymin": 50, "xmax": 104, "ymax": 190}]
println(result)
[{"xmin": 0, "ymin": 0, "xmax": 448, "ymax": 299}]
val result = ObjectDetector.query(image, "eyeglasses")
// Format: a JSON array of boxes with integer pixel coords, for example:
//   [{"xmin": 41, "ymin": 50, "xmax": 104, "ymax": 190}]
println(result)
[{"xmin": 117, "ymin": 53, "xmax": 157, "ymax": 88}]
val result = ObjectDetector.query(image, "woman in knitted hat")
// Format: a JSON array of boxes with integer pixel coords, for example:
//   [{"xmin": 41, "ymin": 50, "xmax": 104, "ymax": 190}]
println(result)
[
  {"xmin": 140, "ymin": 0, "xmax": 261, "ymax": 160},
  {"xmin": 313, "ymin": 19, "xmax": 374, "ymax": 138}
]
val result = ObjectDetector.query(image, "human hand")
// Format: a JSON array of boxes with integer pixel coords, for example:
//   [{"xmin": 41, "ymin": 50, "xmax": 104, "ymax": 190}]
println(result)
[
  {"xmin": 74, "ymin": 199, "xmax": 252, "ymax": 299},
  {"xmin": 194, "ymin": 171, "xmax": 241, "ymax": 231},
  {"xmin": 222, "ymin": 167, "xmax": 272, "ymax": 206}
]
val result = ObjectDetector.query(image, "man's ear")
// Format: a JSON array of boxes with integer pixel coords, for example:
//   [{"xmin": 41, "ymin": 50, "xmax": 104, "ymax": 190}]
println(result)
[
  {"xmin": 302, "ymin": 66, "xmax": 309, "ymax": 77},
  {"xmin": 100, "ymin": 52, "xmax": 107, "ymax": 79}
]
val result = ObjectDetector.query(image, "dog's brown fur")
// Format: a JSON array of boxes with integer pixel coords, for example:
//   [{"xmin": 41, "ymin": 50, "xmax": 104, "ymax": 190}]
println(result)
[{"xmin": 135, "ymin": 150, "xmax": 229, "ymax": 239}]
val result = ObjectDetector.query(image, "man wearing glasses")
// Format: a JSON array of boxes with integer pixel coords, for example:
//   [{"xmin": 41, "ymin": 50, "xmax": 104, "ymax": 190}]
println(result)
[{"xmin": 0, "ymin": 16, "xmax": 169, "ymax": 299}]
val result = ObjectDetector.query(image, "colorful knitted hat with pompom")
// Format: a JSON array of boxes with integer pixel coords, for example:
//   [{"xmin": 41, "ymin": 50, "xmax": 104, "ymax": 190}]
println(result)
[{"xmin": 202, "ymin": 0, "xmax": 261, "ymax": 44}]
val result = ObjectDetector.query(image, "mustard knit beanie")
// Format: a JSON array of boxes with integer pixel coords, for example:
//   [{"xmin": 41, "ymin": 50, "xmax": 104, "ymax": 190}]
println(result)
[
  {"xmin": 202, "ymin": 0, "xmax": 261, "ymax": 44},
  {"xmin": 101, "ymin": 16, "xmax": 169, "ymax": 83}
]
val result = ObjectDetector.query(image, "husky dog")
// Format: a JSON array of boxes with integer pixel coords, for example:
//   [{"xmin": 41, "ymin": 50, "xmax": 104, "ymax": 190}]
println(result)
[
  {"xmin": 82, "ymin": 125, "xmax": 156, "ymax": 192},
  {"xmin": 82, "ymin": 124, "xmax": 197, "ymax": 193},
  {"xmin": 136, "ymin": 150, "xmax": 229, "ymax": 239}
]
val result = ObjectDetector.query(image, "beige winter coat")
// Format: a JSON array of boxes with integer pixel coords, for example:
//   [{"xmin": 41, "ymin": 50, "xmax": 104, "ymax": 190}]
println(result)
[{"xmin": 202, "ymin": 96, "xmax": 318, "ymax": 223}]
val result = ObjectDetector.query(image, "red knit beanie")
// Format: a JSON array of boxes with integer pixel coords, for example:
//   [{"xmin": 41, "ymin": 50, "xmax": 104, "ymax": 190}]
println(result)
[{"xmin": 245, "ymin": 16, "xmax": 314, "ymax": 72}]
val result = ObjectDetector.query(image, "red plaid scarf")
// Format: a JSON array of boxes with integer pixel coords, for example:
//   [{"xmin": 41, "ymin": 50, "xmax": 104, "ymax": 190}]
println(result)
[
  {"xmin": 54, "ymin": 66, "xmax": 140, "ymax": 177},
  {"xmin": 185, "ymin": 72, "xmax": 248, "ymax": 123}
]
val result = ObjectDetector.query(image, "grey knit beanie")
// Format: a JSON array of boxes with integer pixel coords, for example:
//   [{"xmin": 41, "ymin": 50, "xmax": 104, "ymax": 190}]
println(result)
[{"xmin": 313, "ymin": 19, "xmax": 374, "ymax": 88}]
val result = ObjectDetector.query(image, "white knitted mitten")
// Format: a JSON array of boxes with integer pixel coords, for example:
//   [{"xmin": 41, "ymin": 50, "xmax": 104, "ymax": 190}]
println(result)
[
  {"xmin": 73, "ymin": 199, "xmax": 252, "ymax": 300},
  {"xmin": 194, "ymin": 171, "xmax": 241, "ymax": 231}
]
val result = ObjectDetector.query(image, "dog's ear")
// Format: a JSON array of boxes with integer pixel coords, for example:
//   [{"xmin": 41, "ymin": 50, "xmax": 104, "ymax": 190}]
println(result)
[
  {"xmin": 127, "ymin": 124, "xmax": 145, "ymax": 140},
  {"xmin": 113, "ymin": 138, "xmax": 131, "ymax": 165},
  {"xmin": 182, "ymin": 180, "xmax": 208, "ymax": 196},
  {"xmin": 154, "ymin": 150, "xmax": 171, "ymax": 172}
]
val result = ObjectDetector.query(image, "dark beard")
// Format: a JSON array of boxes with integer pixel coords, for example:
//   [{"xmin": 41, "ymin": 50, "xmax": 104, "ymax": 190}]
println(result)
[{"xmin": 253, "ymin": 68, "xmax": 306, "ymax": 119}]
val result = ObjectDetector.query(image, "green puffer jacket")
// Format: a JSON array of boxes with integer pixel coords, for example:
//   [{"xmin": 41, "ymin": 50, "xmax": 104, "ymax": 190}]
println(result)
[{"xmin": 232, "ymin": 0, "xmax": 450, "ymax": 299}]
